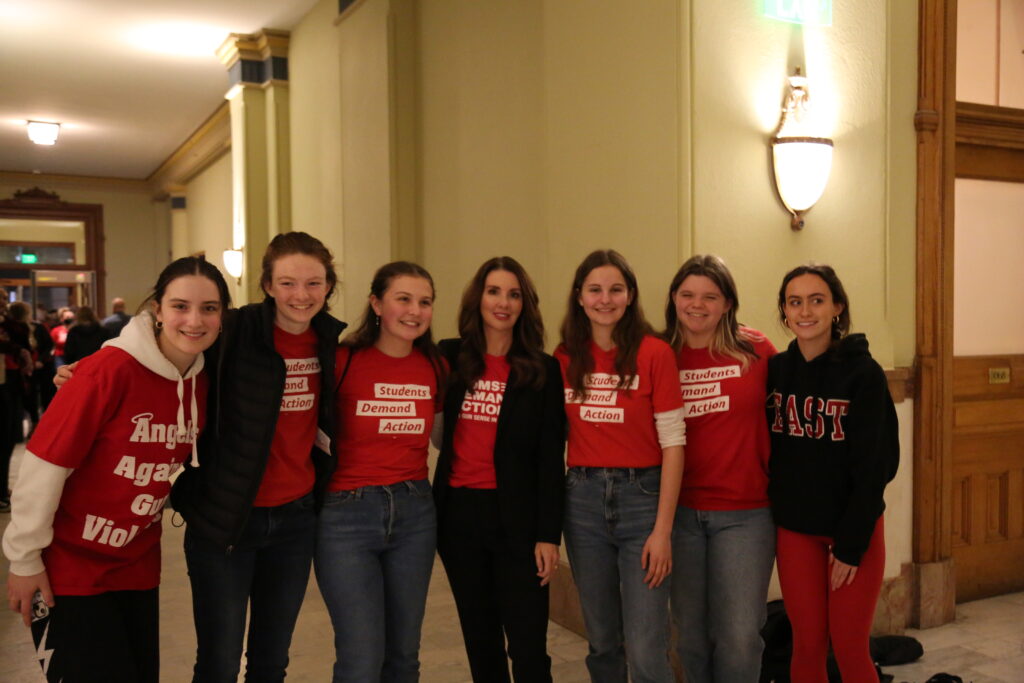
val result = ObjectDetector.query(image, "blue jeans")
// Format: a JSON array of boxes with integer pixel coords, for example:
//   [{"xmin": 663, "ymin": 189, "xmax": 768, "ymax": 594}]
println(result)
[
  {"xmin": 670, "ymin": 506, "xmax": 775, "ymax": 683},
  {"xmin": 314, "ymin": 479, "xmax": 437, "ymax": 683},
  {"xmin": 564, "ymin": 466, "xmax": 673, "ymax": 683},
  {"xmin": 184, "ymin": 492, "xmax": 316, "ymax": 683}
]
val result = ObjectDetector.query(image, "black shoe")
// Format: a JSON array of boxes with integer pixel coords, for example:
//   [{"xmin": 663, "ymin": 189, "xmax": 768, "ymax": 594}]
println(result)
[{"xmin": 0, "ymin": 499, "xmax": 10, "ymax": 513}]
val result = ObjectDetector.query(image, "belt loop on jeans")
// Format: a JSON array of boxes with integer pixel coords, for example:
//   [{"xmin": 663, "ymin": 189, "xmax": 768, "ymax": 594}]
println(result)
[{"xmin": 402, "ymin": 480, "xmax": 416, "ymax": 494}]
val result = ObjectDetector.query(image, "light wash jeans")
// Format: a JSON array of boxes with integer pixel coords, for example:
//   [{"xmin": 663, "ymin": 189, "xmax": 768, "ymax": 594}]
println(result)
[
  {"xmin": 314, "ymin": 479, "xmax": 437, "ymax": 683},
  {"xmin": 670, "ymin": 506, "xmax": 775, "ymax": 683},
  {"xmin": 564, "ymin": 466, "xmax": 674, "ymax": 683}
]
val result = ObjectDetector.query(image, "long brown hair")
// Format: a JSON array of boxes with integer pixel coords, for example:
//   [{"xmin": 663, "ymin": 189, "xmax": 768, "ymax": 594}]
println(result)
[
  {"xmin": 456, "ymin": 257, "xmax": 546, "ymax": 390},
  {"xmin": 663, "ymin": 254, "xmax": 757, "ymax": 369},
  {"xmin": 342, "ymin": 261, "xmax": 446, "ymax": 386},
  {"xmin": 560, "ymin": 249, "xmax": 653, "ymax": 399}
]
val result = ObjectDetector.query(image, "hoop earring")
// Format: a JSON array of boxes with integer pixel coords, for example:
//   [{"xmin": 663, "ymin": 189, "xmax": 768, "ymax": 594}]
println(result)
[
  {"xmin": 155, "ymin": 321, "xmax": 163, "ymax": 330},
  {"xmin": 832, "ymin": 316, "xmax": 840, "ymax": 325}
]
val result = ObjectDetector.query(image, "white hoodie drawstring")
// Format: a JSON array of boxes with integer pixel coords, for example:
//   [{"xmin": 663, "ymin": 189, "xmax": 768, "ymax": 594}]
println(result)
[{"xmin": 189, "ymin": 375, "xmax": 199, "ymax": 467}]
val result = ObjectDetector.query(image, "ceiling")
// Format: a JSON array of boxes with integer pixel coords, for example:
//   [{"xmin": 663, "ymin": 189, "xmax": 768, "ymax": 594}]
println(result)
[{"xmin": 0, "ymin": 0, "xmax": 321, "ymax": 179}]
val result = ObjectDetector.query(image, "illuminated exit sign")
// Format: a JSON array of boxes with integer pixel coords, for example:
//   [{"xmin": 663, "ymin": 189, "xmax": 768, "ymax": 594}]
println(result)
[
  {"xmin": 764, "ymin": 0, "xmax": 832, "ymax": 26},
  {"xmin": 19, "ymin": 253, "xmax": 38, "ymax": 264}
]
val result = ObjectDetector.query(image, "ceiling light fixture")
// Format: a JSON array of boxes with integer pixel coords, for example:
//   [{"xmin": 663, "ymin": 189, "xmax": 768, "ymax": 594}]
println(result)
[{"xmin": 27, "ymin": 121, "xmax": 60, "ymax": 146}]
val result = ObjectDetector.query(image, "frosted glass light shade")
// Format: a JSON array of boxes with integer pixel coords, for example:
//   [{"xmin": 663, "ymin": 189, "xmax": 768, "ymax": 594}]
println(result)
[
  {"xmin": 222, "ymin": 249, "xmax": 244, "ymax": 279},
  {"xmin": 772, "ymin": 136, "xmax": 833, "ymax": 214}
]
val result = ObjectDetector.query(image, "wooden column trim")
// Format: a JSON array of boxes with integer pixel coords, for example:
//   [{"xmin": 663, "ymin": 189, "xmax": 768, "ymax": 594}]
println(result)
[{"xmin": 913, "ymin": 0, "xmax": 957, "ymax": 626}]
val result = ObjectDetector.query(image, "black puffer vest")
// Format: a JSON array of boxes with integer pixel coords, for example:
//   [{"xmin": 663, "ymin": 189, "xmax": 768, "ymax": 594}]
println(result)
[{"xmin": 170, "ymin": 299, "xmax": 346, "ymax": 551}]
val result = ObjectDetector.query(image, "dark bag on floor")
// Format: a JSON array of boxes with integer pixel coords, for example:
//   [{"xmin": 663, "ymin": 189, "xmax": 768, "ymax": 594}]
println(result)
[{"xmin": 871, "ymin": 635, "xmax": 924, "ymax": 665}]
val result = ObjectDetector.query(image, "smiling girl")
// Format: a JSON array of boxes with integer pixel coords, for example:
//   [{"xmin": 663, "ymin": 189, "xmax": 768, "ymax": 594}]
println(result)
[
  {"xmin": 557, "ymin": 249, "xmax": 685, "ymax": 682},
  {"xmin": 3, "ymin": 257, "xmax": 229, "ymax": 683},
  {"xmin": 664, "ymin": 254, "xmax": 777, "ymax": 683},
  {"xmin": 767, "ymin": 264, "xmax": 899, "ymax": 682},
  {"xmin": 316, "ymin": 261, "xmax": 446, "ymax": 682}
]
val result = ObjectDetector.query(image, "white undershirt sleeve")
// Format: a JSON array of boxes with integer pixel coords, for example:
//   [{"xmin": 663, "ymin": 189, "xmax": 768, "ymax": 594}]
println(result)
[
  {"xmin": 1, "ymin": 450, "xmax": 72, "ymax": 576},
  {"xmin": 654, "ymin": 407, "xmax": 687, "ymax": 449}
]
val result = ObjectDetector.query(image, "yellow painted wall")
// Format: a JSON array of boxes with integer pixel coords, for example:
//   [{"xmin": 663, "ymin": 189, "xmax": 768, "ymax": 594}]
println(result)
[
  {"xmin": 0, "ymin": 179, "xmax": 170, "ymax": 314},
  {"xmin": 184, "ymin": 152, "xmax": 237, "ymax": 303},
  {"xmin": 287, "ymin": 0, "xmax": 918, "ymax": 577}
]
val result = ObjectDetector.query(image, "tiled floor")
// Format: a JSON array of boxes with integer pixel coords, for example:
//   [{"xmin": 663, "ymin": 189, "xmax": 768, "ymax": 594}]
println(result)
[{"xmin": 2, "ymin": 439, "xmax": 1023, "ymax": 682}]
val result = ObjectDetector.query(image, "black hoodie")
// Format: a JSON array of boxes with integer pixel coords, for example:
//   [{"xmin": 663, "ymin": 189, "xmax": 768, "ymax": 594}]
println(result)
[{"xmin": 765, "ymin": 333, "xmax": 899, "ymax": 565}]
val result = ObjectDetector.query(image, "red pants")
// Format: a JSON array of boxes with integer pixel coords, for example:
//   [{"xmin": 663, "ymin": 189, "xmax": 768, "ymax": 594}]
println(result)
[{"xmin": 776, "ymin": 517, "xmax": 885, "ymax": 683}]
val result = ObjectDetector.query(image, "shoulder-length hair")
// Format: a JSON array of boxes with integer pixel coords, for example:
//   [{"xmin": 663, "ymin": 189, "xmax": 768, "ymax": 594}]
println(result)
[
  {"xmin": 664, "ymin": 254, "xmax": 757, "ymax": 369},
  {"xmin": 456, "ymin": 257, "xmax": 546, "ymax": 390},
  {"xmin": 342, "ymin": 261, "xmax": 446, "ymax": 386},
  {"xmin": 559, "ymin": 249, "xmax": 652, "ymax": 398},
  {"xmin": 777, "ymin": 263, "xmax": 852, "ymax": 343}
]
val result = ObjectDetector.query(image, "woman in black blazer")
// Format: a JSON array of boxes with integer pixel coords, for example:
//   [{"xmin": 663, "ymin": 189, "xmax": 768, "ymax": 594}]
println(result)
[{"xmin": 434, "ymin": 256, "xmax": 566, "ymax": 683}]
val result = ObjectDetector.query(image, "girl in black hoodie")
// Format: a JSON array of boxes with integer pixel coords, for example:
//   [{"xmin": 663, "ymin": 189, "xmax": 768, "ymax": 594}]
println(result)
[{"xmin": 766, "ymin": 264, "xmax": 899, "ymax": 683}]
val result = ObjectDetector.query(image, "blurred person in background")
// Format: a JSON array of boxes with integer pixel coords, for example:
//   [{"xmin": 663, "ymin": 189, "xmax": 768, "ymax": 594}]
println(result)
[
  {"xmin": 102, "ymin": 297, "xmax": 131, "ymax": 338},
  {"xmin": 63, "ymin": 307, "xmax": 109, "ymax": 365}
]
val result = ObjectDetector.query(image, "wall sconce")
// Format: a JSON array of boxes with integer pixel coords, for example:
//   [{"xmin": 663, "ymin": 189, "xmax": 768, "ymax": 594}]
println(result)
[
  {"xmin": 27, "ymin": 121, "xmax": 61, "ymax": 146},
  {"xmin": 222, "ymin": 249, "xmax": 243, "ymax": 285},
  {"xmin": 771, "ymin": 69, "xmax": 833, "ymax": 230}
]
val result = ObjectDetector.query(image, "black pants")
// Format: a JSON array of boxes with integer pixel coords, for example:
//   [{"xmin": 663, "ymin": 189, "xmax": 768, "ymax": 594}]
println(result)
[
  {"xmin": 35, "ymin": 588, "xmax": 160, "ymax": 683},
  {"xmin": 437, "ymin": 488, "xmax": 552, "ymax": 683},
  {"xmin": 0, "ymin": 377, "xmax": 19, "ymax": 500}
]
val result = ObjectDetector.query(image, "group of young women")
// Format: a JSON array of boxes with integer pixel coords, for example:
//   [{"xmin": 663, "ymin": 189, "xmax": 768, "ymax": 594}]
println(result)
[{"xmin": 3, "ymin": 233, "xmax": 899, "ymax": 683}]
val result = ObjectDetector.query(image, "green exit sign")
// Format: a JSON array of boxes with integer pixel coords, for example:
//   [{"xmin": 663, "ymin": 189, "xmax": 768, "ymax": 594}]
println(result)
[
  {"xmin": 19, "ymin": 253, "xmax": 38, "ymax": 264},
  {"xmin": 764, "ymin": 0, "xmax": 832, "ymax": 26}
]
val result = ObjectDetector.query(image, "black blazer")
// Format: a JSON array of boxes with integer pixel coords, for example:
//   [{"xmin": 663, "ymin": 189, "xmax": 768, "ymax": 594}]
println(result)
[{"xmin": 433, "ymin": 338, "xmax": 566, "ymax": 545}]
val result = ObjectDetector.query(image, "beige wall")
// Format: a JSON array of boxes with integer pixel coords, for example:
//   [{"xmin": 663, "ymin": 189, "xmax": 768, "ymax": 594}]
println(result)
[
  {"xmin": 957, "ymin": 0, "xmax": 1024, "ymax": 107},
  {"xmin": 288, "ymin": 0, "xmax": 918, "ymax": 577},
  {"xmin": 0, "ymin": 179, "xmax": 170, "ymax": 313},
  {"xmin": 954, "ymin": 178, "xmax": 1024, "ymax": 356},
  {"xmin": 184, "ymin": 153, "xmax": 237, "ymax": 302}
]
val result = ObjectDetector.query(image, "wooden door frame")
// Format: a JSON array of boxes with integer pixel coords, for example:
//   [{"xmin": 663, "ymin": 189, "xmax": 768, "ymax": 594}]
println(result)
[
  {"xmin": 0, "ymin": 187, "xmax": 106, "ymax": 316},
  {"xmin": 913, "ymin": 0, "xmax": 957, "ymax": 628}
]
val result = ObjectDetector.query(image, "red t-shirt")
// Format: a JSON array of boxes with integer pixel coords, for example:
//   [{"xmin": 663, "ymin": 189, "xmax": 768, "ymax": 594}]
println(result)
[
  {"xmin": 28, "ymin": 347, "xmax": 207, "ymax": 595},
  {"xmin": 676, "ymin": 329, "xmax": 777, "ymax": 510},
  {"xmin": 331, "ymin": 346, "xmax": 441, "ymax": 490},
  {"xmin": 253, "ymin": 327, "xmax": 321, "ymax": 507},
  {"xmin": 51, "ymin": 324, "xmax": 69, "ymax": 358},
  {"xmin": 449, "ymin": 354, "xmax": 510, "ymax": 489},
  {"xmin": 556, "ymin": 335, "xmax": 683, "ymax": 468}
]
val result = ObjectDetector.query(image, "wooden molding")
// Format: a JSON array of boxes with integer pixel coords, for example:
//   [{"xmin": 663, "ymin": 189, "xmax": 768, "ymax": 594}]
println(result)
[
  {"xmin": 886, "ymin": 367, "xmax": 915, "ymax": 404},
  {"xmin": 0, "ymin": 192, "xmax": 107, "ymax": 316},
  {"xmin": 146, "ymin": 102, "xmax": 231, "ymax": 200},
  {"xmin": 955, "ymin": 102, "xmax": 1024, "ymax": 150},
  {"xmin": 0, "ymin": 171, "xmax": 149, "ymax": 193},
  {"xmin": 913, "ymin": 0, "xmax": 957, "ymax": 600},
  {"xmin": 955, "ymin": 102, "xmax": 1024, "ymax": 182}
]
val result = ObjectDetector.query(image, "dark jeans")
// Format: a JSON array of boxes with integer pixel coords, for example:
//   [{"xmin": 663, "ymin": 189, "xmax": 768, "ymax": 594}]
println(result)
[
  {"xmin": 184, "ymin": 492, "xmax": 316, "ymax": 683},
  {"xmin": 41, "ymin": 588, "xmax": 160, "ymax": 683},
  {"xmin": 437, "ymin": 488, "xmax": 552, "ymax": 683}
]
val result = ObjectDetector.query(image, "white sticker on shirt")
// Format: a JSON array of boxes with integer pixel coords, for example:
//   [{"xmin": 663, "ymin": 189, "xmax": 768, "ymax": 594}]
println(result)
[
  {"xmin": 281, "ymin": 393, "xmax": 316, "ymax": 412},
  {"xmin": 580, "ymin": 406, "xmax": 625, "ymax": 423},
  {"xmin": 565, "ymin": 389, "xmax": 618, "ymax": 406},
  {"xmin": 285, "ymin": 357, "xmax": 321, "ymax": 375},
  {"xmin": 679, "ymin": 366, "xmax": 740, "ymax": 383},
  {"xmin": 357, "ymin": 400, "xmax": 416, "ymax": 417},
  {"xmin": 679, "ymin": 382, "xmax": 721, "ymax": 400},
  {"xmin": 585, "ymin": 373, "xmax": 640, "ymax": 391},
  {"xmin": 284, "ymin": 376, "xmax": 309, "ymax": 393},
  {"xmin": 683, "ymin": 395, "xmax": 730, "ymax": 418},
  {"xmin": 374, "ymin": 383, "xmax": 431, "ymax": 400},
  {"xmin": 379, "ymin": 418, "xmax": 425, "ymax": 434}
]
